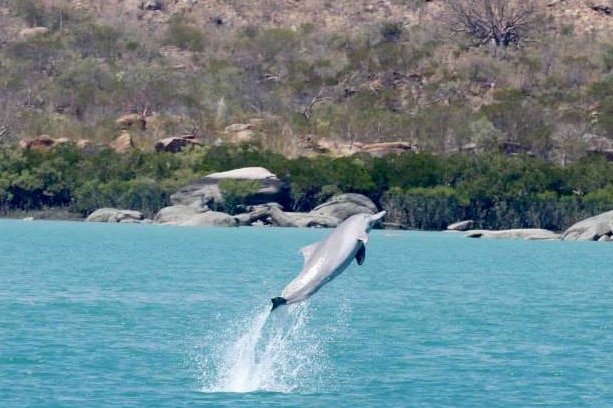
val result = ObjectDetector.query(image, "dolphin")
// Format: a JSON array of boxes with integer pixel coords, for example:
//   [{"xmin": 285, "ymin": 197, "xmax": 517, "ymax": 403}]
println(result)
[{"xmin": 271, "ymin": 211, "xmax": 386, "ymax": 311}]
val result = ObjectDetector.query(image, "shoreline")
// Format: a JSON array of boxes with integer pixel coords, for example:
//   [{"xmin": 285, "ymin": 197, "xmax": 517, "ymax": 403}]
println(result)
[{"xmin": 4, "ymin": 207, "xmax": 612, "ymax": 243}]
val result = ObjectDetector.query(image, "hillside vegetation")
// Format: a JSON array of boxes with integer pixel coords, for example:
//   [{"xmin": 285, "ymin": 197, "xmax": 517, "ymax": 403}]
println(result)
[{"xmin": 2, "ymin": 0, "xmax": 613, "ymax": 229}]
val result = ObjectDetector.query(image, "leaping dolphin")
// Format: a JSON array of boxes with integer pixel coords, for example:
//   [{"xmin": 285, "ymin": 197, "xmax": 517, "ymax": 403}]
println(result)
[{"xmin": 271, "ymin": 211, "xmax": 386, "ymax": 311}]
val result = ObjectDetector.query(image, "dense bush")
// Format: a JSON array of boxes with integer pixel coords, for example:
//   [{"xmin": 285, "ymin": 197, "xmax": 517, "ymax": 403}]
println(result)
[
  {"xmin": 2, "ymin": 144, "xmax": 613, "ymax": 231},
  {"xmin": 164, "ymin": 14, "xmax": 205, "ymax": 52}
]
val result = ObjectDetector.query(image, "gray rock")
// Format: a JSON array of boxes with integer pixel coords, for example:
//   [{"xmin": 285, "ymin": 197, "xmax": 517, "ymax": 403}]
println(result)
[
  {"xmin": 141, "ymin": 1, "xmax": 162, "ymax": 10},
  {"xmin": 311, "ymin": 193, "xmax": 378, "ymax": 221},
  {"xmin": 465, "ymin": 229, "xmax": 561, "ymax": 240},
  {"xmin": 268, "ymin": 206, "xmax": 298, "ymax": 227},
  {"xmin": 153, "ymin": 205, "xmax": 237, "ymax": 227},
  {"xmin": 563, "ymin": 210, "xmax": 613, "ymax": 241},
  {"xmin": 447, "ymin": 220, "xmax": 474, "ymax": 231},
  {"xmin": 153, "ymin": 205, "xmax": 204, "ymax": 225},
  {"xmin": 170, "ymin": 167, "xmax": 287, "ymax": 210},
  {"xmin": 234, "ymin": 205, "xmax": 272, "ymax": 226},
  {"xmin": 154, "ymin": 136, "xmax": 202, "ymax": 153},
  {"xmin": 285, "ymin": 212, "xmax": 340, "ymax": 228},
  {"xmin": 86, "ymin": 208, "xmax": 144, "ymax": 223},
  {"xmin": 234, "ymin": 203, "xmax": 297, "ymax": 227},
  {"xmin": 178, "ymin": 211, "xmax": 238, "ymax": 227}
]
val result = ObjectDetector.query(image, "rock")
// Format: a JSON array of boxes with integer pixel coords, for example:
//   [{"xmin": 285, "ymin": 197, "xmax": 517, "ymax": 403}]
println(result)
[
  {"xmin": 177, "ymin": 211, "xmax": 238, "ymax": 227},
  {"xmin": 464, "ymin": 229, "xmax": 561, "ymax": 240},
  {"xmin": 360, "ymin": 141, "xmax": 417, "ymax": 157},
  {"xmin": 234, "ymin": 206, "xmax": 272, "ymax": 226},
  {"xmin": 153, "ymin": 205, "xmax": 204, "ymax": 225},
  {"xmin": 170, "ymin": 167, "xmax": 288, "ymax": 210},
  {"xmin": 268, "ymin": 206, "xmax": 298, "ymax": 227},
  {"xmin": 447, "ymin": 220, "xmax": 474, "ymax": 231},
  {"xmin": 311, "ymin": 193, "xmax": 378, "ymax": 222},
  {"xmin": 141, "ymin": 0, "xmax": 163, "ymax": 11},
  {"xmin": 225, "ymin": 123, "xmax": 255, "ymax": 144},
  {"xmin": 285, "ymin": 212, "xmax": 340, "ymax": 228},
  {"xmin": 311, "ymin": 138, "xmax": 363, "ymax": 156},
  {"xmin": 18, "ymin": 135, "xmax": 56, "ymax": 151},
  {"xmin": 588, "ymin": 3, "xmax": 612, "ymax": 15},
  {"xmin": 583, "ymin": 134, "xmax": 613, "ymax": 160},
  {"xmin": 18, "ymin": 135, "xmax": 80, "ymax": 150},
  {"xmin": 86, "ymin": 208, "xmax": 144, "ymax": 223},
  {"xmin": 153, "ymin": 206, "xmax": 237, "ymax": 227},
  {"xmin": 308, "ymin": 138, "xmax": 417, "ymax": 157},
  {"xmin": 563, "ymin": 210, "xmax": 613, "ymax": 241},
  {"xmin": 154, "ymin": 136, "xmax": 203, "ymax": 153},
  {"xmin": 110, "ymin": 132, "xmax": 133, "ymax": 153},
  {"xmin": 76, "ymin": 139, "xmax": 91, "ymax": 149},
  {"xmin": 115, "ymin": 114, "xmax": 145, "ymax": 130},
  {"xmin": 225, "ymin": 124, "xmax": 253, "ymax": 133},
  {"xmin": 233, "ymin": 203, "xmax": 298, "ymax": 227},
  {"xmin": 19, "ymin": 27, "xmax": 49, "ymax": 39}
]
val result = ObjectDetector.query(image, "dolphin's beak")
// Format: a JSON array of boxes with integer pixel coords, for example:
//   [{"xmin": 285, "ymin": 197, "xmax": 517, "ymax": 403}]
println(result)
[{"xmin": 370, "ymin": 211, "xmax": 386, "ymax": 223}]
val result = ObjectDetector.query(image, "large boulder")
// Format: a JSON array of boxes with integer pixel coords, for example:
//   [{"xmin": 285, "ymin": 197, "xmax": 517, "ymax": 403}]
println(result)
[
  {"xmin": 19, "ymin": 27, "xmax": 49, "ymax": 39},
  {"xmin": 234, "ymin": 205, "xmax": 273, "ymax": 226},
  {"xmin": 110, "ymin": 132, "xmax": 133, "ymax": 153},
  {"xmin": 18, "ymin": 135, "xmax": 56, "ymax": 151},
  {"xmin": 311, "ymin": 193, "xmax": 378, "ymax": 222},
  {"xmin": 170, "ymin": 167, "xmax": 288, "ymax": 210},
  {"xmin": 268, "ymin": 206, "xmax": 298, "ymax": 227},
  {"xmin": 86, "ymin": 208, "xmax": 144, "ymax": 223},
  {"xmin": 563, "ymin": 210, "xmax": 613, "ymax": 241},
  {"xmin": 154, "ymin": 136, "xmax": 202, "ymax": 153},
  {"xmin": 284, "ymin": 212, "xmax": 340, "ymax": 228},
  {"xmin": 447, "ymin": 220, "xmax": 475, "ymax": 231},
  {"xmin": 153, "ymin": 205, "xmax": 204, "ymax": 225},
  {"xmin": 177, "ymin": 211, "xmax": 238, "ymax": 227},
  {"xmin": 465, "ymin": 229, "xmax": 561, "ymax": 240},
  {"xmin": 225, "ymin": 123, "xmax": 255, "ymax": 144},
  {"xmin": 153, "ymin": 206, "xmax": 237, "ymax": 227}
]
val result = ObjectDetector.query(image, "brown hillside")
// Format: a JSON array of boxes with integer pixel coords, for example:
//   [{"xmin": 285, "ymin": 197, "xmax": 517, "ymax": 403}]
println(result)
[{"xmin": 2, "ymin": 0, "xmax": 613, "ymax": 162}]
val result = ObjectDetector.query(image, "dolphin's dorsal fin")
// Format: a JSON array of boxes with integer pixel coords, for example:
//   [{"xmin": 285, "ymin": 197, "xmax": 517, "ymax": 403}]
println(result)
[
  {"xmin": 357, "ymin": 233, "xmax": 368, "ymax": 244},
  {"xmin": 355, "ymin": 243, "xmax": 366, "ymax": 265},
  {"xmin": 299, "ymin": 242, "xmax": 320, "ymax": 264}
]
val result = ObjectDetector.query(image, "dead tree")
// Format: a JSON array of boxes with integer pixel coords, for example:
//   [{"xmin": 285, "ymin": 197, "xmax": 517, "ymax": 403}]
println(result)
[
  {"xmin": 447, "ymin": 0, "xmax": 539, "ymax": 49},
  {"xmin": 301, "ymin": 88, "xmax": 328, "ymax": 122}
]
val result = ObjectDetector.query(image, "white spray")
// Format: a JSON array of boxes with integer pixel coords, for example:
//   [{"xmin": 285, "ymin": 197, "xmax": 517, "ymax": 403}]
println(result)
[{"xmin": 198, "ymin": 301, "xmax": 334, "ymax": 393}]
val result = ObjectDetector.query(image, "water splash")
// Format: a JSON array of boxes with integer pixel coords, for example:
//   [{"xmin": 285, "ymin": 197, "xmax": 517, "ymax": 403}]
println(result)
[{"xmin": 198, "ymin": 301, "xmax": 331, "ymax": 393}]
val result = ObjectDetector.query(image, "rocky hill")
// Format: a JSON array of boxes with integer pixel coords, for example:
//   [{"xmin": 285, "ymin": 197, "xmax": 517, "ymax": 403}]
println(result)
[{"xmin": 2, "ymin": 0, "xmax": 613, "ymax": 162}]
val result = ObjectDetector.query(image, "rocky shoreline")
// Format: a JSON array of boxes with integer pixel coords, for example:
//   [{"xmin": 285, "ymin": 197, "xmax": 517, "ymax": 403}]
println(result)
[
  {"xmin": 81, "ymin": 204, "xmax": 613, "ymax": 243},
  {"xmin": 49, "ymin": 166, "xmax": 613, "ymax": 243}
]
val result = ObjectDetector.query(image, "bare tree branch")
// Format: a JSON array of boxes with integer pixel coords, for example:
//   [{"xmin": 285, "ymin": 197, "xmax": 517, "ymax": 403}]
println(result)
[{"xmin": 447, "ymin": 0, "xmax": 540, "ymax": 49}]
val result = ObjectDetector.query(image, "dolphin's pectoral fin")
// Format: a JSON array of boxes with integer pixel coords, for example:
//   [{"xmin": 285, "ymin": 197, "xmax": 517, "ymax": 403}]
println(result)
[
  {"xmin": 355, "ymin": 243, "xmax": 366, "ymax": 265},
  {"xmin": 357, "ymin": 233, "xmax": 369, "ymax": 243},
  {"xmin": 271, "ymin": 297, "xmax": 287, "ymax": 312},
  {"xmin": 299, "ymin": 242, "xmax": 320, "ymax": 264}
]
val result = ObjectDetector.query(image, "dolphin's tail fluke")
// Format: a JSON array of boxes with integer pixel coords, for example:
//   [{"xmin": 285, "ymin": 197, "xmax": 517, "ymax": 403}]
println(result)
[{"xmin": 270, "ymin": 296, "xmax": 287, "ymax": 312}]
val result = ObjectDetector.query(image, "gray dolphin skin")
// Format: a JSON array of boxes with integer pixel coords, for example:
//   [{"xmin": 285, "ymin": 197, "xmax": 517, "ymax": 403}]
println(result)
[{"xmin": 271, "ymin": 211, "xmax": 386, "ymax": 311}]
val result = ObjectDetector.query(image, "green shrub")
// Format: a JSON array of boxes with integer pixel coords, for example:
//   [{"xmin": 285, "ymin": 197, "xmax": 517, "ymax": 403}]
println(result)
[
  {"xmin": 165, "ymin": 14, "xmax": 205, "ymax": 52},
  {"xmin": 218, "ymin": 179, "xmax": 261, "ymax": 214},
  {"xmin": 381, "ymin": 186, "xmax": 465, "ymax": 229}
]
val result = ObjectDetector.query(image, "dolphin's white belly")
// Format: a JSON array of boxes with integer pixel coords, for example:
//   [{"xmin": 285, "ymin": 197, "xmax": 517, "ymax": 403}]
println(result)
[{"xmin": 281, "ymin": 238, "xmax": 360, "ymax": 303}]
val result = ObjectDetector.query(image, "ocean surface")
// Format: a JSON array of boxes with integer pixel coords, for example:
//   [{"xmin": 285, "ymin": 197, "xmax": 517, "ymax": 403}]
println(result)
[{"xmin": 1, "ymin": 220, "xmax": 612, "ymax": 407}]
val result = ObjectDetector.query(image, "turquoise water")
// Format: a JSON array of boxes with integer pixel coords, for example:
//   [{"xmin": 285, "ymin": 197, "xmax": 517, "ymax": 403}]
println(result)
[{"xmin": 1, "ymin": 220, "xmax": 612, "ymax": 407}]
